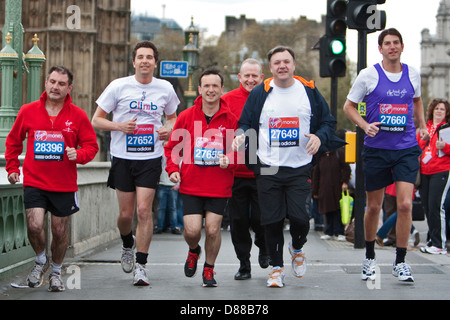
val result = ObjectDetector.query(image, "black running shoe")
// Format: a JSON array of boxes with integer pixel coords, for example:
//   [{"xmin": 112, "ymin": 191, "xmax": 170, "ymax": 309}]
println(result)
[
  {"xmin": 202, "ymin": 267, "xmax": 217, "ymax": 287},
  {"xmin": 184, "ymin": 247, "xmax": 201, "ymax": 277}
]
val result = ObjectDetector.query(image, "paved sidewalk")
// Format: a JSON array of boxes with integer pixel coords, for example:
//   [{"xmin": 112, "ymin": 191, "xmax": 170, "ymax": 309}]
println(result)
[{"xmin": 1, "ymin": 220, "xmax": 449, "ymax": 305}]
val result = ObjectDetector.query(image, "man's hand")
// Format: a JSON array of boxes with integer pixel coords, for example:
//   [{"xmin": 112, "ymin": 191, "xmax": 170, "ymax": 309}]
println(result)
[
  {"xmin": 119, "ymin": 118, "xmax": 137, "ymax": 134},
  {"xmin": 364, "ymin": 122, "xmax": 381, "ymax": 137},
  {"xmin": 305, "ymin": 133, "xmax": 321, "ymax": 155},
  {"xmin": 66, "ymin": 147, "xmax": 77, "ymax": 161},
  {"xmin": 419, "ymin": 128, "xmax": 430, "ymax": 141},
  {"xmin": 219, "ymin": 154, "xmax": 230, "ymax": 169},
  {"xmin": 169, "ymin": 172, "xmax": 181, "ymax": 184},
  {"xmin": 7, "ymin": 172, "xmax": 20, "ymax": 184},
  {"xmin": 232, "ymin": 134, "xmax": 245, "ymax": 151},
  {"xmin": 157, "ymin": 126, "xmax": 172, "ymax": 141}
]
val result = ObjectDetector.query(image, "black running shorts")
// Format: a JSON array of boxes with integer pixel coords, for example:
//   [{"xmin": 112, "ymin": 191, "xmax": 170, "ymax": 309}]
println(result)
[
  {"xmin": 107, "ymin": 156, "xmax": 162, "ymax": 192},
  {"xmin": 24, "ymin": 186, "xmax": 79, "ymax": 217},
  {"xmin": 181, "ymin": 193, "xmax": 229, "ymax": 216}
]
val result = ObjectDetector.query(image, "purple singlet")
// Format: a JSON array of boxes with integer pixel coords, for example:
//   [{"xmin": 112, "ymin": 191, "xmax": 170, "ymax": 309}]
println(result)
[{"xmin": 364, "ymin": 63, "xmax": 418, "ymax": 150}]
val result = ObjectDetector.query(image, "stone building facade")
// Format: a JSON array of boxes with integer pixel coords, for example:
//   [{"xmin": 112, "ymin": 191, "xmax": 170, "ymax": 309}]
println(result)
[
  {"xmin": 421, "ymin": 0, "xmax": 450, "ymax": 102},
  {"xmin": 0, "ymin": 0, "xmax": 131, "ymax": 120}
]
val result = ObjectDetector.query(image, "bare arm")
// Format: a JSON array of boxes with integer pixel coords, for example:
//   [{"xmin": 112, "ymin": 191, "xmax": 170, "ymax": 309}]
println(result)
[
  {"xmin": 413, "ymin": 97, "xmax": 430, "ymax": 141},
  {"xmin": 343, "ymin": 99, "xmax": 381, "ymax": 137},
  {"xmin": 91, "ymin": 106, "xmax": 137, "ymax": 134},
  {"xmin": 157, "ymin": 112, "xmax": 177, "ymax": 141}
]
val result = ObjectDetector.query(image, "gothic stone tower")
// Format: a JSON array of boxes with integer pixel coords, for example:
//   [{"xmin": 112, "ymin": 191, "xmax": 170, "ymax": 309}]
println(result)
[{"xmin": 421, "ymin": 0, "xmax": 450, "ymax": 102}]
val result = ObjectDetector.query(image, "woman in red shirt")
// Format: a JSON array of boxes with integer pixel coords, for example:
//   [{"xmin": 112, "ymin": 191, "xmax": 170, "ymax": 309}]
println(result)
[{"xmin": 417, "ymin": 98, "xmax": 450, "ymax": 255}]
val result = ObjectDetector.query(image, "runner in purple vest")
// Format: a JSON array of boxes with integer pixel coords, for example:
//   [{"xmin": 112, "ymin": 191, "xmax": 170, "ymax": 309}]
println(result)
[{"xmin": 343, "ymin": 28, "xmax": 429, "ymax": 283}]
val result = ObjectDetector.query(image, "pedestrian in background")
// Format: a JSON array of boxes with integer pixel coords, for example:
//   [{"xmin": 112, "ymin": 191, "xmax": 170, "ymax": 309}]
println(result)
[
  {"xmin": 312, "ymin": 130, "xmax": 351, "ymax": 241},
  {"xmin": 418, "ymin": 98, "xmax": 450, "ymax": 255},
  {"xmin": 155, "ymin": 149, "xmax": 182, "ymax": 235}
]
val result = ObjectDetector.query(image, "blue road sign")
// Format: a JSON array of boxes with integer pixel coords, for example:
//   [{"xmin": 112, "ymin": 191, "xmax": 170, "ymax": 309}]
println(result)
[{"xmin": 160, "ymin": 61, "xmax": 188, "ymax": 78}]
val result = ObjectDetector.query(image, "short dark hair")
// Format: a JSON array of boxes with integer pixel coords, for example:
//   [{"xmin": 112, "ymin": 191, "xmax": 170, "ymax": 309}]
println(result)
[
  {"xmin": 132, "ymin": 41, "xmax": 159, "ymax": 62},
  {"xmin": 47, "ymin": 66, "xmax": 73, "ymax": 86},
  {"xmin": 267, "ymin": 46, "xmax": 295, "ymax": 63},
  {"xmin": 198, "ymin": 68, "xmax": 224, "ymax": 87},
  {"xmin": 378, "ymin": 28, "xmax": 403, "ymax": 47}
]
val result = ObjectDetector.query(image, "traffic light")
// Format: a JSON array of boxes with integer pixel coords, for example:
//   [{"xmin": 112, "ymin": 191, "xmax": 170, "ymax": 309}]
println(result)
[
  {"xmin": 347, "ymin": 0, "xmax": 386, "ymax": 33},
  {"xmin": 320, "ymin": 0, "xmax": 347, "ymax": 78}
]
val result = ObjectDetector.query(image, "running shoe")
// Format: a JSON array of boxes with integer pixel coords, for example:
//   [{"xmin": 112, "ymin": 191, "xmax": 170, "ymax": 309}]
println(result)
[
  {"xmin": 422, "ymin": 246, "xmax": 447, "ymax": 255},
  {"xmin": 392, "ymin": 262, "xmax": 414, "ymax": 282},
  {"xmin": 411, "ymin": 229, "xmax": 420, "ymax": 247},
  {"xmin": 184, "ymin": 246, "xmax": 201, "ymax": 277},
  {"xmin": 266, "ymin": 266, "xmax": 285, "ymax": 288},
  {"xmin": 420, "ymin": 241, "xmax": 432, "ymax": 253},
  {"xmin": 361, "ymin": 258, "xmax": 376, "ymax": 281},
  {"xmin": 133, "ymin": 263, "xmax": 150, "ymax": 286},
  {"xmin": 289, "ymin": 242, "xmax": 306, "ymax": 278},
  {"xmin": 26, "ymin": 258, "xmax": 50, "ymax": 288},
  {"xmin": 48, "ymin": 272, "xmax": 65, "ymax": 292},
  {"xmin": 121, "ymin": 236, "xmax": 135, "ymax": 273},
  {"xmin": 202, "ymin": 267, "xmax": 217, "ymax": 287}
]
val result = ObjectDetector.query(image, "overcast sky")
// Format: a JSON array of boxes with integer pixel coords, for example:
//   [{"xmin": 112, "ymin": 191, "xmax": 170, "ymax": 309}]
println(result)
[{"xmin": 131, "ymin": 0, "xmax": 442, "ymax": 72}]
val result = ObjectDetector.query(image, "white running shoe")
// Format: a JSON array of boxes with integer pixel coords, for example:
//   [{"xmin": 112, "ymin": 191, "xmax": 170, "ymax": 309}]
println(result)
[
  {"xmin": 133, "ymin": 263, "xmax": 150, "ymax": 286},
  {"xmin": 26, "ymin": 258, "xmax": 50, "ymax": 288},
  {"xmin": 361, "ymin": 258, "xmax": 376, "ymax": 281},
  {"xmin": 423, "ymin": 246, "xmax": 447, "ymax": 255},
  {"xmin": 121, "ymin": 236, "xmax": 135, "ymax": 273},
  {"xmin": 48, "ymin": 272, "xmax": 65, "ymax": 292},
  {"xmin": 289, "ymin": 242, "xmax": 306, "ymax": 278},
  {"xmin": 267, "ymin": 266, "xmax": 285, "ymax": 288},
  {"xmin": 392, "ymin": 262, "xmax": 414, "ymax": 282}
]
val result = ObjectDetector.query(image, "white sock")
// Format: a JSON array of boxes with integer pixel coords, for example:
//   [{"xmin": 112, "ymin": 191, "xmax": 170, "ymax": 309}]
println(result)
[
  {"xmin": 36, "ymin": 250, "xmax": 47, "ymax": 265},
  {"xmin": 51, "ymin": 262, "xmax": 62, "ymax": 275}
]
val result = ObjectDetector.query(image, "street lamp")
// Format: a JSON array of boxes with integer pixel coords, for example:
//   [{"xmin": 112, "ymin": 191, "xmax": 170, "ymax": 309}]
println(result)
[{"xmin": 183, "ymin": 17, "xmax": 199, "ymax": 107}]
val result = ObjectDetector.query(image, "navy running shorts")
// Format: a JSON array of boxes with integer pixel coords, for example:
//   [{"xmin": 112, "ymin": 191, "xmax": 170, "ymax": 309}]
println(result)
[{"xmin": 362, "ymin": 145, "xmax": 421, "ymax": 192}]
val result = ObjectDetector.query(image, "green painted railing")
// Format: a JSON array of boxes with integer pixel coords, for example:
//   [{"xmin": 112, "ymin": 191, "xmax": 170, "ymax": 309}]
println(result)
[{"xmin": 0, "ymin": 184, "xmax": 35, "ymax": 279}]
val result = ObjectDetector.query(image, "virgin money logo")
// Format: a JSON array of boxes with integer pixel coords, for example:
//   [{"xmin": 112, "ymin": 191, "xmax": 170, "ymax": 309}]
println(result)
[
  {"xmin": 195, "ymin": 137, "xmax": 209, "ymax": 148},
  {"xmin": 269, "ymin": 118, "xmax": 282, "ymax": 128},
  {"xmin": 380, "ymin": 104, "xmax": 393, "ymax": 114},
  {"xmin": 35, "ymin": 131, "xmax": 48, "ymax": 141},
  {"xmin": 380, "ymin": 104, "xmax": 408, "ymax": 115}
]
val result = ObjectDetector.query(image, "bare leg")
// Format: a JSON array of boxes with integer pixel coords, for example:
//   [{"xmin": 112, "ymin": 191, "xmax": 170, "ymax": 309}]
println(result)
[{"xmin": 204, "ymin": 211, "xmax": 223, "ymax": 266}]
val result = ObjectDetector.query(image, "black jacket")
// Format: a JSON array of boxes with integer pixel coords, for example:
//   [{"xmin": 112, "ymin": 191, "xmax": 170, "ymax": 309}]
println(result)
[{"xmin": 237, "ymin": 76, "xmax": 346, "ymax": 174}]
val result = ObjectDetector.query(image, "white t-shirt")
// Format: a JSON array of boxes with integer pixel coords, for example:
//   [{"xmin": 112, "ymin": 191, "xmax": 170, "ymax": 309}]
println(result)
[
  {"xmin": 347, "ymin": 62, "xmax": 421, "ymax": 103},
  {"xmin": 96, "ymin": 75, "xmax": 179, "ymax": 160},
  {"xmin": 258, "ymin": 80, "xmax": 312, "ymax": 168}
]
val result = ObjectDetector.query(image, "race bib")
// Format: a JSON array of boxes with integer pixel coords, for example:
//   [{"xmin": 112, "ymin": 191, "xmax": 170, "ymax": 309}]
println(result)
[
  {"xmin": 126, "ymin": 124, "xmax": 154, "ymax": 153},
  {"xmin": 269, "ymin": 117, "xmax": 299, "ymax": 147},
  {"xmin": 379, "ymin": 104, "xmax": 408, "ymax": 133},
  {"xmin": 194, "ymin": 137, "xmax": 224, "ymax": 166},
  {"xmin": 33, "ymin": 130, "xmax": 64, "ymax": 161}
]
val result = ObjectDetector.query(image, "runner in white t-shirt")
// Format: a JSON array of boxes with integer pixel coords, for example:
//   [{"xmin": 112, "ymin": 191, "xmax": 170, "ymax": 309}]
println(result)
[{"xmin": 92, "ymin": 41, "xmax": 179, "ymax": 286}]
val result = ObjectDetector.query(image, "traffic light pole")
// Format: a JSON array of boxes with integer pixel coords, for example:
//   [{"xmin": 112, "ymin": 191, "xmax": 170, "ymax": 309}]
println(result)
[
  {"xmin": 353, "ymin": 29, "xmax": 368, "ymax": 249},
  {"xmin": 330, "ymin": 77, "xmax": 338, "ymax": 119}
]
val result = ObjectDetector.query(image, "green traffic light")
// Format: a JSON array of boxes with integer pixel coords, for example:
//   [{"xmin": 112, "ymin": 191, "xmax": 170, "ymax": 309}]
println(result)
[{"xmin": 331, "ymin": 39, "xmax": 345, "ymax": 55}]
